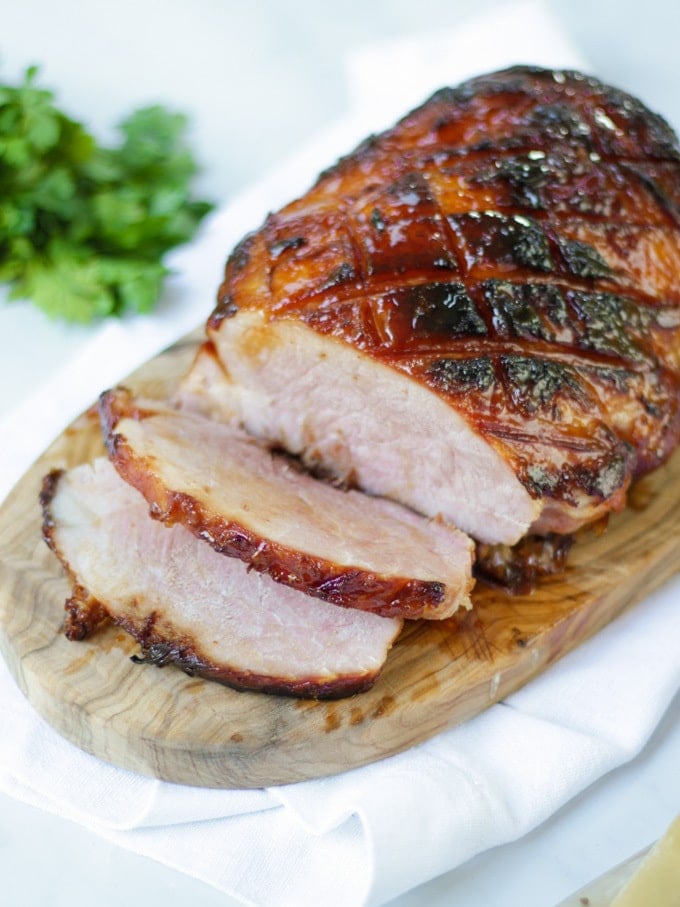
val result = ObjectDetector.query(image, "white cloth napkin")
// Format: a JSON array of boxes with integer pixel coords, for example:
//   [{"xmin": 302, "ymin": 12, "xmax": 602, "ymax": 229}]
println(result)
[{"xmin": 1, "ymin": 3, "xmax": 679, "ymax": 906}]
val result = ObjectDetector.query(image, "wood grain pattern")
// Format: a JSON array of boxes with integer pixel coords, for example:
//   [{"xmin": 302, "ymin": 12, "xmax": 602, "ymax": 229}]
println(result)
[{"xmin": 0, "ymin": 329, "xmax": 678, "ymax": 789}]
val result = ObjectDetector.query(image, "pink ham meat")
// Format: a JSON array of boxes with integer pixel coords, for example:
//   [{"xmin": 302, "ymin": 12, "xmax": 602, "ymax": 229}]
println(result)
[
  {"xmin": 41, "ymin": 459, "xmax": 403, "ymax": 699},
  {"xmin": 100, "ymin": 387, "xmax": 474, "ymax": 620}
]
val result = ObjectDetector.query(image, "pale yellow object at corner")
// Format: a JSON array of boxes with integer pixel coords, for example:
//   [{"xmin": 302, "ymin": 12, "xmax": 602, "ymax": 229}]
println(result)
[{"xmin": 611, "ymin": 813, "xmax": 680, "ymax": 907}]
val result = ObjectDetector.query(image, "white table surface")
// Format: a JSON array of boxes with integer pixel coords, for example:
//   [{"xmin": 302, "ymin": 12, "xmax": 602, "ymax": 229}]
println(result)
[{"xmin": 1, "ymin": 1, "xmax": 679, "ymax": 904}]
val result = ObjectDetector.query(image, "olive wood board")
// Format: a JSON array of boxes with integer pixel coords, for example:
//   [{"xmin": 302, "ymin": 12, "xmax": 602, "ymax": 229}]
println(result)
[{"xmin": 1, "ymin": 330, "xmax": 678, "ymax": 789}]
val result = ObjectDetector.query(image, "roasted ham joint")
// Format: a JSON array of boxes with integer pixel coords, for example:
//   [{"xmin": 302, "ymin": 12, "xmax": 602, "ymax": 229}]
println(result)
[{"xmin": 42, "ymin": 66, "xmax": 680, "ymax": 699}]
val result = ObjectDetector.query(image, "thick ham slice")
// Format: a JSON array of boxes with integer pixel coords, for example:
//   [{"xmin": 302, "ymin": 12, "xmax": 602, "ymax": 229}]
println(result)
[
  {"xmin": 187, "ymin": 66, "xmax": 680, "ymax": 545},
  {"xmin": 100, "ymin": 387, "xmax": 474, "ymax": 620},
  {"xmin": 41, "ymin": 459, "xmax": 403, "ymax": 699}
]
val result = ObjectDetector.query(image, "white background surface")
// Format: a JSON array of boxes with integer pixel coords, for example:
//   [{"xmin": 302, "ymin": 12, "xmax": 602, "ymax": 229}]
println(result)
[{"xmin": 1, "ymin": 1, "xmax": 679, "ymax": 905}]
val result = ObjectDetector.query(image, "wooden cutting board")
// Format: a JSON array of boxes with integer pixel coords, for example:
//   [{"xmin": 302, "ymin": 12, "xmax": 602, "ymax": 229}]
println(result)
[{"xmin": 1, "ymin": 330, "xmax": 678, "ymax": 789}]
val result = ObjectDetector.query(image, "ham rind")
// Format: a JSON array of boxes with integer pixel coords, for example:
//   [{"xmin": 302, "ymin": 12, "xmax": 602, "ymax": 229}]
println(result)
[
  {"xmin": 195, "ymin": 66, "xmax": 680, "ymax": 545},
  {"xmin": 41, "ymin": 459, "xmax": 403, "ymax": 699},
  {"xmin": 100, "ymin": 388, "xmax": 474, "ymax": 620}
]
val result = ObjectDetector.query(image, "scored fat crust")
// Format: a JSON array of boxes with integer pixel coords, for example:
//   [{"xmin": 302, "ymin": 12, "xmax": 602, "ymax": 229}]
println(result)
[{"xmin": 203, "ymin": 66, "xmax": 680, "ymax": 541}]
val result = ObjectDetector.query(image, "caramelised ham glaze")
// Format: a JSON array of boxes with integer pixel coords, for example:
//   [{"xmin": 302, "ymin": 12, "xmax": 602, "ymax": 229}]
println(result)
[
  {"xmin": 41, "ymin": 460, "xmax": 403, "ymax": 699},
  {"xmin": 190, "ymin": 66, "xmax": 680, "ymax": 545},
  {"xmin": 100, "ymin": 388, "xmax": 473, "ymax": 619}
]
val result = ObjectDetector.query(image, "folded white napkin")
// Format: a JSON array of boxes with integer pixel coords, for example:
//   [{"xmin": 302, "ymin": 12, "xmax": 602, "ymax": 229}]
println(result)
[{"xmin": 1, "ymin": 3, "xmax": 679, "ymax": 906}]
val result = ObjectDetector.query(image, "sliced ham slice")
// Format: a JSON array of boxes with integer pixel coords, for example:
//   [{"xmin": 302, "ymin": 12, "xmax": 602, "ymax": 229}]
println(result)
[
  {"xmin": 41, "ymin": 459, "xmax": 403, "ymax": 699},
  {"xmin": 100, "ymin": 388, "xmax": 474, "ymax": 620}
]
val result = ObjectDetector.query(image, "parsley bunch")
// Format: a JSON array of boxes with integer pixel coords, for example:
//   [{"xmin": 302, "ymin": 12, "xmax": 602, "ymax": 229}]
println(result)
[{"xmin": 0, "ymin": 67, "xmax": 213, "ymax": 322}]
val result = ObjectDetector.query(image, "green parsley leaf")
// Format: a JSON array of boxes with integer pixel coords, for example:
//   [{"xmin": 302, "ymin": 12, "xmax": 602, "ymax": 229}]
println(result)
[{"xmin": 0, "ymin": 67, "xmax": 213, "ymax": 322}]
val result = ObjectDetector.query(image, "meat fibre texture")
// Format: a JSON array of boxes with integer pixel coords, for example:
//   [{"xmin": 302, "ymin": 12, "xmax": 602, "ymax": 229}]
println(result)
[
  {"xmin": 41, "ymin": 459, "xmax": 403, "ymax": 698},
  {"xmin": 100, "ymin": 387, "xmax": 473, "ymax": 619},
  {"xmin": 188, "ymin": 66, "xmax": 680, "ymax": 545}
]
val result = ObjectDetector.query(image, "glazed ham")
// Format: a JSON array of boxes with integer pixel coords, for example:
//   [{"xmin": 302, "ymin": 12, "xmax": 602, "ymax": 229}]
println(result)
[
  {"xmin": 187, "ymin": 66, "xmax": 680, "ymax": 545},
  {"xmin": 100, "ymin": 388, "xmax": 473, "ymax": 619},
  {"xmin": 41, "ymin": 459, "xmax": 402, "ymax": 698},
  {"xmin": 43, "ymin": 65, "xmax": 680, "ymax": 699}
]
